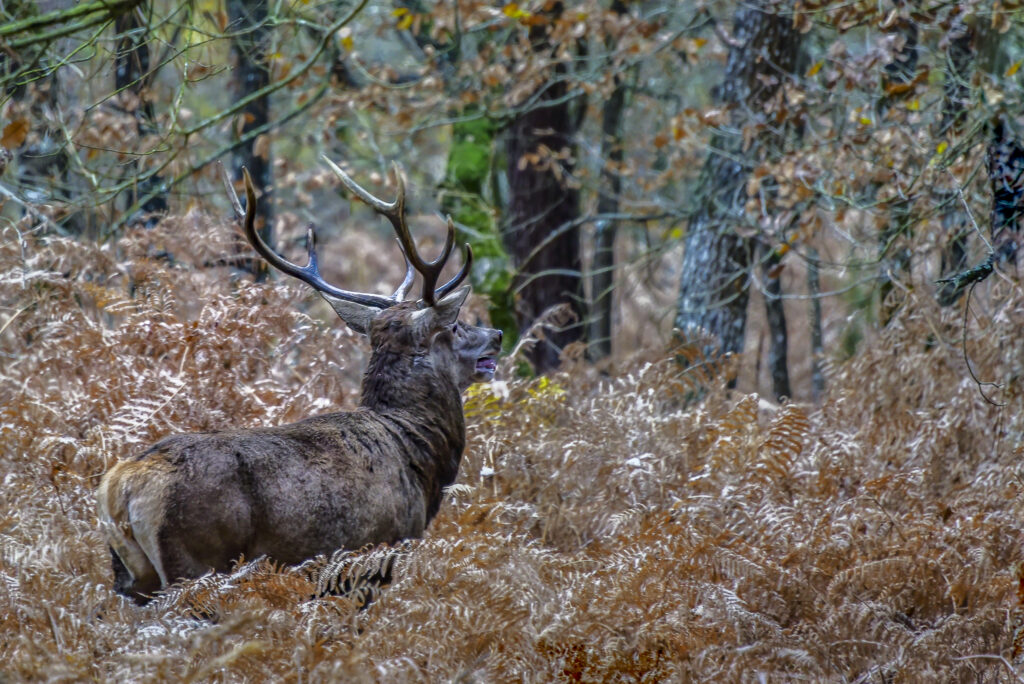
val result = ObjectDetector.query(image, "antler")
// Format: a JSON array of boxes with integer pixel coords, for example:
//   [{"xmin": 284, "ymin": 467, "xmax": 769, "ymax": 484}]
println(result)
[
  {"xmin": 221, "ymin": 163, "xmax": 414, "ymax": 308},
  {"xmin": 322, "ymin": 156, "xmax": 472, "ymax": 307}
]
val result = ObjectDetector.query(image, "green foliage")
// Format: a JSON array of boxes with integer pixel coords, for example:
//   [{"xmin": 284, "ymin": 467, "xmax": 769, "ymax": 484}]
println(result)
[
  {"xmin": 440, "ymin": 112, "xmax": 516, "ymax": 349},
  {"xmin": 446, "ymin": 117, "xmax": 494, "ymax": 194}
]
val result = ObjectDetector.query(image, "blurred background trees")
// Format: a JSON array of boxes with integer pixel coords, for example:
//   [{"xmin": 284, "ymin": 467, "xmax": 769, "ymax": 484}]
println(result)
[{"xmin": 1, "ymin": 0, "xmax": 1022, "ymax": 398}]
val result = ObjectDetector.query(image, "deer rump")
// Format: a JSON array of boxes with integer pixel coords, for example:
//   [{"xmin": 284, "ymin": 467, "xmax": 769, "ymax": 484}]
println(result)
[
  {"xmin": 97, "ymin": 160, "xmax": 502, "ymax": 604},
  {"xmin": 97, "ymin": 408, "xmax": 460, "ymax": 601}
]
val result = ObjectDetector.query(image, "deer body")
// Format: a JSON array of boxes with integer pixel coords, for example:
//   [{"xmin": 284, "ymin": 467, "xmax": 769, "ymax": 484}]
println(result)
[{"xmin": 98, "ymin": 162, "xmax": 500, "ymax": 603}]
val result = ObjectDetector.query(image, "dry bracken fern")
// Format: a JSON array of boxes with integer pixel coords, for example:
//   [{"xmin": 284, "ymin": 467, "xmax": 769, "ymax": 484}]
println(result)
[{"xmin": 1, "ymin": 217, "xmax": 1023, "ymax": 682}]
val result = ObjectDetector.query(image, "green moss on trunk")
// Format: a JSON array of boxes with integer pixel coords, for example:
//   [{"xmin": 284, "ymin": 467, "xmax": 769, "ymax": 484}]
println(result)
[{"xmin": 439, "ymin": 113, "xmax": 516, "ymax": 348}]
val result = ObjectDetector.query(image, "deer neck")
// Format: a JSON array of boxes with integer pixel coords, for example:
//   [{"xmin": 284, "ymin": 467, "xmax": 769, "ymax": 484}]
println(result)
[
  {"xmin": 358, "ymin": 348, "xmax": 466, "ymax": 507},
  {"xmin": 360, "ymin": 347, "xmax": 461, "ymax": 412}
]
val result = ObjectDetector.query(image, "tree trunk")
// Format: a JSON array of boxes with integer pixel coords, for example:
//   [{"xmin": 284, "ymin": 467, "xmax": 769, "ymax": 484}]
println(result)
[
  {"xmin": 675, "ymin": 1, "xmax": 800, "ymax": 364},
  {"xmin": 588, "ymin": 0, "xmax": 629, "ymax": 362},
  {"xmin": 978, "ymin": 25, "xmax": 1019, "ymax": 264},
  {"xmin": 876, "ymin": 16, "xmax": 919, "ymax": 323},
  {"xmin": 115, "ymin": 5, "xmax": 166, "ymax": 225},
  {"xmin": 935, "ymin": 17, "xmax": 973, "ymax": 306},
  {"xmin": 762, "ymin": 255, "xmax": 791, "ymax": 400},
  {"xmin": 807, "ymin": 246, "xmax": 825, "ymax": 402},
  {"xmin": 229, "ymin": 0, "xmax": 272, "ymax": 275},
  {"xmin": 987, "ymin": 116, "xmax": 1024, "ymax": 264},
  {"xmin": 503, "ymin": 4, "xmax": 582, "ymax": 374}
]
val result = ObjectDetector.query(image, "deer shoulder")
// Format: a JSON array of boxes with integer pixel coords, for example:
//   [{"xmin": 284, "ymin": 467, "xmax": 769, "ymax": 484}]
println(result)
[{"xmin": 97, "ymin": 160, "xmax": 502, "ymax": 604}]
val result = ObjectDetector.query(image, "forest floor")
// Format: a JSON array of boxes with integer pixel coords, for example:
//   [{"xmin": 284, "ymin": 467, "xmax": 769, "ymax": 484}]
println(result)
[{"xmin": 2, "ymin": 216, "xmax": 1023, "ymax": 681}]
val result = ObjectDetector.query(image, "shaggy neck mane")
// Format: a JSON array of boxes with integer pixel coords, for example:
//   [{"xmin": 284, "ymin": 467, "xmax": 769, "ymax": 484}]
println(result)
[{"xmin": 359, "ymin": 346, "xmax": 465, "ymax": 517}]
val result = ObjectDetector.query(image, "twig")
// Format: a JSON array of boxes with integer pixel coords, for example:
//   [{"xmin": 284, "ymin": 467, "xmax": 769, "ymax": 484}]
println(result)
[
  {"xmin": 0, "ymin": 182, "xmax": 69, "ymax": 235},
  {"xmin": 951, "ymin": 655, "xmax": 1024, "ymax": 683},
  {"xmin": 110, "ymin": 0, "xmax": 368, "ymax": 230},
  {"xmin": 947, "ymin": 168, "xmax": 993, "ymax": 252},
  {"xmin": 114, "ymin": 81, "xmax": 328, "ymax": 233},
  {"xmin": 0, "ymin": 0, "xmax": 140, "ymax": 38},
  {"xmin": 0, "ymin": 305, "xmax": 30, "ymax": 336},
  {"xmin": 710, "ymin": 18, "xmax": 743, "ymax": 49},
  {"xmin": 957, "ymin": 280, "xmax": 1004, "ymax": 407},
  {"xmin": 179, "ymin": 0, "xmax": 368, "ymax": 139}
]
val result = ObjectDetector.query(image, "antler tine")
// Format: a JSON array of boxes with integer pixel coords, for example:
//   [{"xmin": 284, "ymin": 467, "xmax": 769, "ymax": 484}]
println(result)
[
  {"xmin": 238, "ymin": 168, "xmax": 396, "ymax": 309},
  {"xmin": 323, "ymin": 155, "xmax": 469, "ymax": 307},
  {"xmin": 434, "ymin": 216, "xmax": 473, "ymax": 299},
  {"xmin": 322, "ymin": 154, "xmax": 401, "ymax": 214},
  {"xmin": 392, "ymin": 238, "xmax": 415, "ymax": 301},
  {"xmin": 219, "ymin": 161, "xmax": 245, "ymax": 221}
]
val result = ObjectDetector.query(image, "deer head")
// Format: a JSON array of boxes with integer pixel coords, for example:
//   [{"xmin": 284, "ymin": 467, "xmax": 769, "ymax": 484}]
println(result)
[{"xmin": 234, "ymin": 159, "xmax": 501, "ymax": 394}]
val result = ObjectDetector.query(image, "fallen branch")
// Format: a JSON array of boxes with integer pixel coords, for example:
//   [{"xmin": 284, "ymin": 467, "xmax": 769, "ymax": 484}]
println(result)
[{"xmin": 935, "ymin": 252, "xmax": 994, "ymax": 299}]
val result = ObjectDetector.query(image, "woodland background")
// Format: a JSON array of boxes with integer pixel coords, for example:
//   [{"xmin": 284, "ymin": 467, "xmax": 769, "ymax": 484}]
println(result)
[{"xmin": 2, "ymin": 0, "xmax": 1024, "ymax": 680}]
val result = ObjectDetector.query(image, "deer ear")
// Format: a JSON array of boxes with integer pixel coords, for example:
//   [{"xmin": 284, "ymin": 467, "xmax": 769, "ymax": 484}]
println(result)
[
  {"xmin": 430, "ymin": 285, "xmax": 471, "ymax": 327},
  {"xmin": 320, "ymin": 293, "xmax": 380, "ymax": 335}
]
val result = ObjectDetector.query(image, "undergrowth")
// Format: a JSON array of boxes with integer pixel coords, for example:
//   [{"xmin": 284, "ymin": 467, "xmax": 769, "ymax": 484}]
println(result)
[{"xmin": 1, "ymin": 216, "xmax": 1023, "ymax": 682}]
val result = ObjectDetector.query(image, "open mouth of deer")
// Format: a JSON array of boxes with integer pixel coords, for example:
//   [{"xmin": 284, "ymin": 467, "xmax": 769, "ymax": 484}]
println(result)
[{"xmin": 476, "ymin": 356, "xmax": 497, "ymax": 375}]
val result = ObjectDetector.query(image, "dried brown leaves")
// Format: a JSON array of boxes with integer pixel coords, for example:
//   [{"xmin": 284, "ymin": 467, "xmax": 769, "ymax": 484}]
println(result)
[{"xmin": 1, "ymin": 217, "xmax": 1023, "ymax": 681}]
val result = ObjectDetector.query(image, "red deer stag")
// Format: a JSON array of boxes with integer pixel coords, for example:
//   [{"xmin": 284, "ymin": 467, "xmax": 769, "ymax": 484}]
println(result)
[{"xmin": 97, "ymin": 159, "xmax": 502, "ymax": 604}]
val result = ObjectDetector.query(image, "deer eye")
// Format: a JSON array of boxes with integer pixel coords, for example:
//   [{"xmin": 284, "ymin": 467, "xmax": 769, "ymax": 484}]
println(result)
[{"xmin": 451, "ymin": 323, "xmax": 458, "ymax": 334}]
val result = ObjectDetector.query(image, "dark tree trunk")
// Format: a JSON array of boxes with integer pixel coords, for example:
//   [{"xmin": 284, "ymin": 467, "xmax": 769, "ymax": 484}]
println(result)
[
  {"xmin": 8, "ymin": 59, "xmax": 84, "ymax": 235},
  {"xmin": 987, "ymin": 116, "xmax": 1024, "ymax": 264},
  {"xmin": 115, "ymin": 5, "xmax": 166, "ymax": 225},
  {"xmin": 675, "ymin": 1, "xmax": 800, "ymax": 363},
  {"xmin": 938, "ymin": 19, "xmax": 972, "ymax": 136},
  {"xmin": 876, "ymin": 17, "xmax": 920, "ymax": 323},
  {"xmin": 229, "ymin": 0, "xmax": 272, "ymax": 274},
  {"xmin": 588, "ymin": 1, "xmax": 628, "ymax": 362},
  {"xmin": 763, "ymin": 255, "xmax": 791, "ymax": 400},
  {"xmin": 503, "ymin": 4, "xmax": 582, "ymax": 373},
  {"xmin": 936, "ymin": 18, "xmax": 974, "ymax": 306},
  {"xmin": 807, "ymin": 247, "xmax": 825, "ymax": 402}
]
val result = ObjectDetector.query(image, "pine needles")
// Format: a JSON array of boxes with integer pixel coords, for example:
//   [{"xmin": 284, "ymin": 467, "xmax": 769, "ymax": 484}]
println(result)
[{"xmin": 2, "ymin": 218, "xmax": 1023, "ymax": 681}]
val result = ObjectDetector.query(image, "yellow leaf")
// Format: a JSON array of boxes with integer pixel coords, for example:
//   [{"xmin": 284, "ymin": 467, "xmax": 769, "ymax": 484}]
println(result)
[
  {"xmin": 391, "ymin": 7, "xmax": 408, "ymax": 16},
  {"xmin": 397, "ymin": 14, "xmax": 413, "ymax": 30},
  {"xmin": 503, "ymin": 2, "xmax": 530, "ymax": 19},
  {"xmin": 859, "ymin": 116, "xmax": 872, "ymax": 126},
  {"xmin": 341, "ymin": 35, "xmax": 353, "ymax": 52},
  {"xmin": 906, "ymin": 99, "xmax": 920, "ymax": 111},
  {"xmin": 693, "ymin": 37, "xmax": 707, "ymax": 48},
  {"xmin": 929, "ymin": 140, "xmax": 950, "ymax": 167},
  {"xmin": 806, "ymin": 61, "xmax": 823, "ymax": 77},
  {"xmin": 1006, "ymin": 61, "xmax": 1022, "ymax": 77}
]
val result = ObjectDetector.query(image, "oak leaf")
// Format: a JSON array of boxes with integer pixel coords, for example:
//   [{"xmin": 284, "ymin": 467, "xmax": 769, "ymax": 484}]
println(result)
[{"xmin": 1, "ymin": 119, "xmax": 29, "ymax": 149}]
